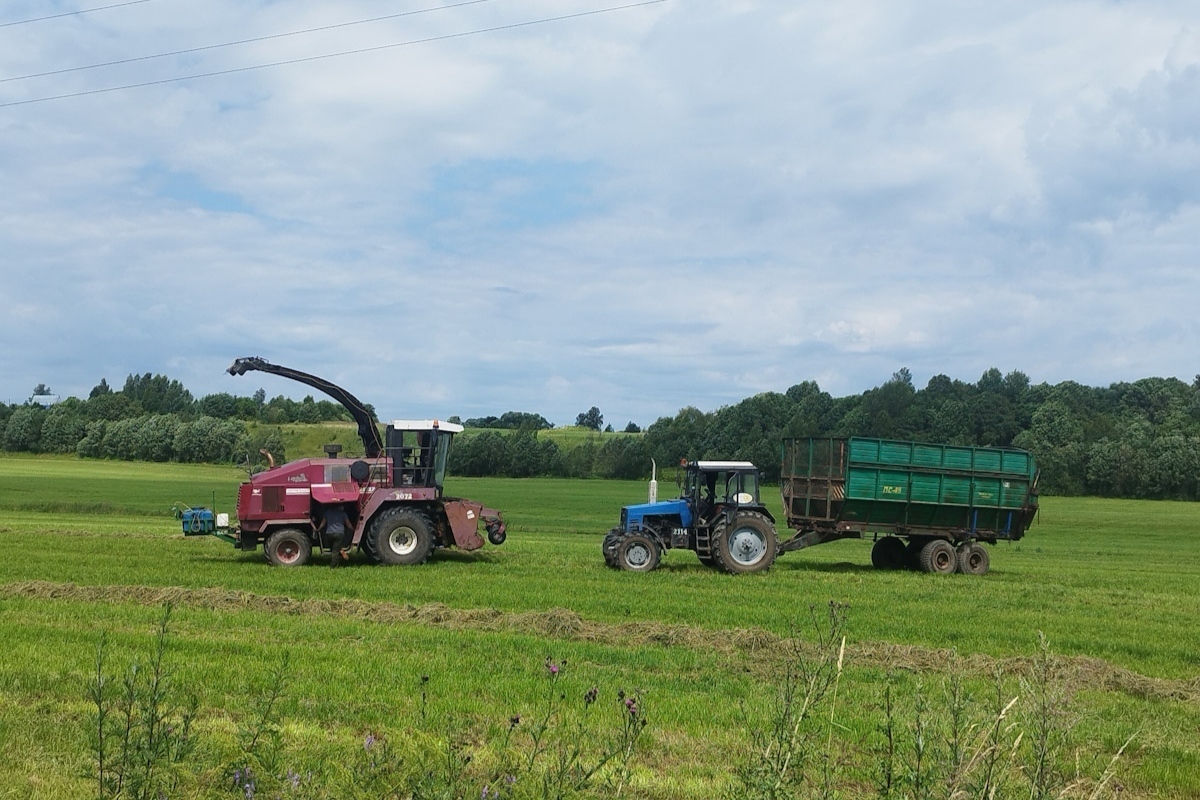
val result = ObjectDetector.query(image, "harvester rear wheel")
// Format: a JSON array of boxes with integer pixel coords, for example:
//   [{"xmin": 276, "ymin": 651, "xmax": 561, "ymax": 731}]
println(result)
[
  {"xmin": 368, "ymin": 507, "xmax": 435, "ymax": 566},
  {"xmin": 712, "ymin": 512, "xmax": 777, "ymax": 574},
  {"xmin": 871, "ymin": 536, "xmax": 907, "ymax": 570},
  {"xmin": 956, "ymin": 542, "xmax": 990, "ymax": 575},
  {"xmin": 265, "ymin": 528, "xmax": 312, "ymax": 567},
  {"xmin": 918, "ymin": 539, "xmax": 956, "ymax": 574},
  {"xmin": 616, "ymin": 533, "xmax": 661, "ymax": 572}
]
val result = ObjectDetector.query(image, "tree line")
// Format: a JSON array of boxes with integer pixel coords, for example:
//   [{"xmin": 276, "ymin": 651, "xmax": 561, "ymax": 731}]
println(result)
[
  {"xmin": 4, "ymin": 368, "xmax": 1200, "ymax": 499},
  {"xmin": 0, "ymin": 373, "xmax": 349, "ymax": 465}
]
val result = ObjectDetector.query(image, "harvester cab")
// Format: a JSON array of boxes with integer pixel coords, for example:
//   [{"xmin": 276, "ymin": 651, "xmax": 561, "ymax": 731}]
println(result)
[{"xmin": 602, "ymin": 460, "xmax": 778, "ymax": 575}]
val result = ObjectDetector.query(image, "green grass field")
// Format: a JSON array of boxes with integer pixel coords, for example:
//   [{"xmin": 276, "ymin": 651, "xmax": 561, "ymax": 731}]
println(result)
[{"xmin": 0, "ymin": 455, "xmax": 1197, "ymax": 798}]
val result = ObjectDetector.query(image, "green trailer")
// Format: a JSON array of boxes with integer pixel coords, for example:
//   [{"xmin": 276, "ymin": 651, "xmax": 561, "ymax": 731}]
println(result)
[{"xmin": 779, "ymin": 437, "xmax": 1039, "ymax": 575}]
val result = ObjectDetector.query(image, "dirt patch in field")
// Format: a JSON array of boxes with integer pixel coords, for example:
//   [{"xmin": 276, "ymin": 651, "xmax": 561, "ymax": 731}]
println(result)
[{"xmin": 4, "ymin": 579, "xmax": 1197, "ymax": 704}]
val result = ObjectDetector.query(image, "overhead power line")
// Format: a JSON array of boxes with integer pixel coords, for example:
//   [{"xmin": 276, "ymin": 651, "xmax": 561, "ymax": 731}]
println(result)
[
  {"xmin": 2, "ymin": 0, "xmax": 498, "ymax": 84},
  {"xmin": 1, "ymin": 0, "xmax": 158, "ymax": 28},
  {"xmin": 0, "ymin": 0, "xmax": 667, "ymax": 109}
]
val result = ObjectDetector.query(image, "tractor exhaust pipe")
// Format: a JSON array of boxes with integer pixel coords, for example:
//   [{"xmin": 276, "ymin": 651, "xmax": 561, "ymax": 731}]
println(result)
[{"xmin": 648, "ymin": 459, "xmax": 658, "ymax": 504}]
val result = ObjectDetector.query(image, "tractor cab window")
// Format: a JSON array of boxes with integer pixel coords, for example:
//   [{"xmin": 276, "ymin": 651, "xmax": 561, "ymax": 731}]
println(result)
[{"xmin": 731, "ymin": 471, "xmax": 759, "ymax": 504}]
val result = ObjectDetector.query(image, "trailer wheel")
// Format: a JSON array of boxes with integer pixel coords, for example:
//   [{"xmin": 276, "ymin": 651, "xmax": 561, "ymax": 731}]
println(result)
[
  {"xmin": 871, "ymin": 536, "xmax": 907, "ymax": 570},
  {"xmin": 264, "ymin": 528, "xmax": 312, "ymax": 567},
  {"xmin": 905, "ymin": 538, "xmax": 926, "ymax": 570},
  {"xmin": 616, "ymin": 534, "xmax": 661, "ymax": 572},
  {"xmin": 602, "ymin": 528, "xmax": 623, "ymax": 569},
  {"xmin": 368, "ymin": 508, "xmax": 435, "ymax": 566},
  {"xmin": 956, "ymin": 543, "xmax": 990, "ymax": 575},
  {"xmin": 713, "ymin": 512, "xmax": 777, "ymax": 574},
  {"xmin": 918, "ymin": 539, "xmax": 956, "ymax": 574}
]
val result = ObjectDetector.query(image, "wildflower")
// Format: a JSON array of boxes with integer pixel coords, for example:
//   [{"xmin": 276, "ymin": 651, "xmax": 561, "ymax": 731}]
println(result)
[
  {"xmin": 584, "ymin": 686, "xmax": 599, "ymax": 705},
  {"xmin": 509, "ymin": 714, "xmax": 521, "ymax": 729},
  {"xmin": 364, "ymin": 732, "xmax": 377, "ymax": 751},
  {"xmin": 421, "ymin": 674, "xmax": 430, "ymax": 684},
  {"xmin": 544, "ymin": 657, "xmax": 560, "ymax": 676}
]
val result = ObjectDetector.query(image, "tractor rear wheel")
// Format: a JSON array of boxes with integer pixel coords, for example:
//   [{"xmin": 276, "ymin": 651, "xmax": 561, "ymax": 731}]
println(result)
[
  {"xmin": 712, "ymin": 512, "xmax": 777, "ymax": 574},
  {"xmin": 368, "ymin": 508, "xmax": 436, "ymax": 566},
  {"xmin": 956, "ymin": 542, "xmax": 990, "ymax": 575},
  {"xmin": 871, "ymin": 536, "xmax": 907, "ymax": 570},
  {"xmin": 918, "ymin": 539, "xmax": 957, "ymax": 574},
  {"xmin": 265, "ymin": 528, "xmax": 312, "ymax": 567},
  {"xmin": 616, "ymin": 533, "xmax": 661, "ymax": 572}
]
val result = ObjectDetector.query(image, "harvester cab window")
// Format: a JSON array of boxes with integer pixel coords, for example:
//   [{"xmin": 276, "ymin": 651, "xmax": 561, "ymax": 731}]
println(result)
[{"xmin": 390, "ymin": 430, "xmax": 435, "ymax": 487}]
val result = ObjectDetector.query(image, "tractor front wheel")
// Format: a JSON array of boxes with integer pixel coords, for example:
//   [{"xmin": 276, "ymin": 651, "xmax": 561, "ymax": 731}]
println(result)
[
  {"xmin": 265, "ymin": 528, "xmax": 312, "ymax": 567},
  {"xmin": 616, "ymin": 533, "xmax": 661, "ymax": 572},
  {"xmin": 713, "ymin": 512, "xmax": 777, "ymax": 574},
  {"xmin": 368, "ymin": 508, "xmax": 436, "ymax": 566},
  {"xmin": 602, "ymin": 528, "xmax": 622, "ymax": 569}
]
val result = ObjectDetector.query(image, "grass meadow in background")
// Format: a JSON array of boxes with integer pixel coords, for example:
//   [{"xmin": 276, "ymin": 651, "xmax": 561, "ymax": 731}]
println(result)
[{"xmin": 0, "ymin": 454, "xmax": 1197, "ymax": 797}]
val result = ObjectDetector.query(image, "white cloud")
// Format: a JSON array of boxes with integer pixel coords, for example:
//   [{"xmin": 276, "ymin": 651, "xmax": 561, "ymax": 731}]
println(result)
[{"xmin": 2, "ymin": 0, "xmax": 1199, "ymax": 421}]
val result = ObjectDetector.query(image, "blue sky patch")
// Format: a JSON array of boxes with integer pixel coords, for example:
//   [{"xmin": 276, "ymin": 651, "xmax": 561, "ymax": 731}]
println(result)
[
  {"xmin": 413, "ymin": 158, "xmax": 602, "ymax": 236},
  {"xmin": 139, "ymin": 163, "xmax": 252, "ymax": 214}
]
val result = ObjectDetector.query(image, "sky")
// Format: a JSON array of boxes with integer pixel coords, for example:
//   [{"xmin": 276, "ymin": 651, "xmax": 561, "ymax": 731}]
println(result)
[{"xmin": 2, "ymin": 0, "xmax": 1199, "ymax": 427}]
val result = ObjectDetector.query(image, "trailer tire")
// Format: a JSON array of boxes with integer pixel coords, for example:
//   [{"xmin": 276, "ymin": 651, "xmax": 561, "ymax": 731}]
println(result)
[
  {"xmin": 956, "ymin": 542, "xmax": 990, "ymax": 575},
  {"xmin": 918, "ymin": 539, "xmax": 957, "ymax": 574},
  {"xmin": 905, "ymin": 538, "xmax": 926, "ymax": 570},
  {"xmin": 264, "ymin": 528, "xmax": 312, "ymax": 567},
  {"xmin": 713, "ymin": 512, "xmax": 777, "ymax": 574},
  {"xmin": 616, "ymin": 533, "xmax": 661, "ymax": 572},
  {"xmin": 871, "ymin": 536, "xmax": 907, "ymax": 570},
  {"xmin": 368, "ymin": 508, "xmax": 436, "ymax": 566}
]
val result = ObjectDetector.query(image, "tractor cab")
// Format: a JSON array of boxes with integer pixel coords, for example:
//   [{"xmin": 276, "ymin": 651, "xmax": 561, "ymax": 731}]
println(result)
[
  {"xmin": 385, "ymin": 420, "xmax": 463, "ymax": 491},
  {"xmin": 684, "ymin": 460, "xmax": 763, "ymax": 522}
]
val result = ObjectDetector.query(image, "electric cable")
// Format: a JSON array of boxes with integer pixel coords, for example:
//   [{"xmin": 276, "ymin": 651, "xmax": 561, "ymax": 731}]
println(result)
[
  {"xmin": 1, "ymin": 0, "xmax": 158, "ymax": 28},
  {"xmin": 2, "ymin": 0, "xmax": 499, "ymax": 84},
  {"xmin": 0, "ymin": 0, "xmax": 666, "ymax": 109}
]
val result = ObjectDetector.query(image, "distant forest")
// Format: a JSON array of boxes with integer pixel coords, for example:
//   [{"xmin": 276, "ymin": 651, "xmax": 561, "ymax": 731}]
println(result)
[{"xmin": 4, "ymin": 368, "xmax": 1200, "ymax": 500}]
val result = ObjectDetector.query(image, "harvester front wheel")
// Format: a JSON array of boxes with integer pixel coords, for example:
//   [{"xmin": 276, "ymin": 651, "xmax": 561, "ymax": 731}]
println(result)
[
  {"xmin": 713, "ymin": 512, "xmax": 777, "ymax": 574},
  {"xmin": 616, "ymin": 533, "xmax": 661, "ymax": 572},
  {"xmin": 918, "ymin": 539, "xmax": 957, "ymax": 574},
  {"xmin": 956, "ymin": 542, "xmax": 990, "ymax": 575},
  {"xmin": 871, "ymin": 536, "xmax": 907, "ymax": 570},
  {"xmin": 369, "ymin": 508, "xmax": 436, "ymax": 566},
  {"xmin": 265, "ymin": 528, "xmax": 312, "ymax": 567}
]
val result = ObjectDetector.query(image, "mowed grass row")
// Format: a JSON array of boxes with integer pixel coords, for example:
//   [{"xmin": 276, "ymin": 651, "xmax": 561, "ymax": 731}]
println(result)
[{"xmin": 0, "ymin": 456, "xmax": 1198, "ymax": 796}]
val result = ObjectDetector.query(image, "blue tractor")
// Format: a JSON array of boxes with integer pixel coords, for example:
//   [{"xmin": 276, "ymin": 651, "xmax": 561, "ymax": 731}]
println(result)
[{"xmin": 602, "ymin": 460, "xmax": 778, "ymax": 574}]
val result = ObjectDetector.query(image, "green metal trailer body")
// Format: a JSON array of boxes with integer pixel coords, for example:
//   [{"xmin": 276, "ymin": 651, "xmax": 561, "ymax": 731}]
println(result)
[{"xmin": 779, "ymin": 437, "xmax": 1039, "ymax": 573}]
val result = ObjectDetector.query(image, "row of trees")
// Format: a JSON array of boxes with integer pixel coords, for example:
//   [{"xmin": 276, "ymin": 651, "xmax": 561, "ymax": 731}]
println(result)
[
  {"xmin": 636, "ymin": 369, "xmax": 1200, "ymax": 499},
  {"xmin": 4, "ymin": 368, "xmax": 1200, "ymax": 499},
  {"xmin": 453, "ymin": 430, "xmax": 648, "ymax": 480}
]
